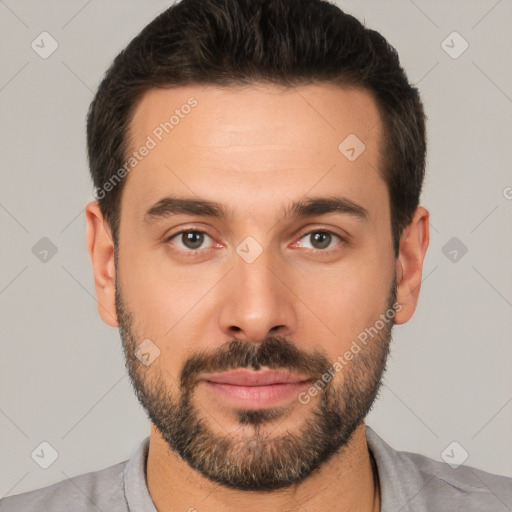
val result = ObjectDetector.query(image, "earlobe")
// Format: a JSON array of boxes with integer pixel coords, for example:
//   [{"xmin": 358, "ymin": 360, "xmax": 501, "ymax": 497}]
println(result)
[
  {"xmin": 393, "ymin": 206, "xmax": 430, "ymax": 325},
  {"xmin": 85, "ymin": 201, "xmax": 119, "ymax": 327}
]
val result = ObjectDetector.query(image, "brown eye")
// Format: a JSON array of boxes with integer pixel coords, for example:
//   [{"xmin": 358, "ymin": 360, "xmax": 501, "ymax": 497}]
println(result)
[
  {"xmin": 310, "ymin": 232, "xmax": 332, "ymax": 249},
  {"xmin": 167, "ymin": 230, "xmax": 213, "ymax": 251},
  {"xmin": 297, "ymin": 230, "xmax": 341, "ymax": 251}
]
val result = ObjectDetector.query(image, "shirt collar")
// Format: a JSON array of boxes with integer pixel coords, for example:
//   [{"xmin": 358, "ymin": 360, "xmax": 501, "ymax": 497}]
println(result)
[
  {"xmin": 365, "ymin": 424, "xmax": 429, "ymax": 512},
  {"xmin": 123, "ymin": 436, "xmax": 156, "ymax": 512}
]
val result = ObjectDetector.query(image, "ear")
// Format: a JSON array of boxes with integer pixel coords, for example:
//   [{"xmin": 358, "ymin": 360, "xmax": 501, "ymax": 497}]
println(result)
[
  {"xmin": 85, "ymin": 201, "xmax": 118, "ymax": 327},
  {"xmin": 393, "ymin": 206, "xmax": 430, "ymax": 325}
]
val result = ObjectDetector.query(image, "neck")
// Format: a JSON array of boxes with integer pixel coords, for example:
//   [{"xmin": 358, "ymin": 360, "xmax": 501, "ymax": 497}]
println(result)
[{"xmin": 146, "ymin": 422, "xmax": 380, "ymax": 512}]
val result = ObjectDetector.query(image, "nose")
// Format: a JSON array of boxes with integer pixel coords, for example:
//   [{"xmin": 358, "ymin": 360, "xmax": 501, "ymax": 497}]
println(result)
[{"xmin": 217, "ymin": 247, "xmax": 298, "ymax": 343}]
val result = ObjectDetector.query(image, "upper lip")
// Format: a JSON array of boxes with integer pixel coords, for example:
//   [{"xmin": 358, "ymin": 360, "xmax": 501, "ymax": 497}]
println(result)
[{"xmin": 201, "ymin": 368, "xmax": 312, "ymax": 386}]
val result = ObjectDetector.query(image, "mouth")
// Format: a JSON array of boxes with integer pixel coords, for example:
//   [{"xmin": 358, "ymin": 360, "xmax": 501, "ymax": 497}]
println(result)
[{"xmin": 199, "ymin": 367, "xmax": 313, "ymax": 409}]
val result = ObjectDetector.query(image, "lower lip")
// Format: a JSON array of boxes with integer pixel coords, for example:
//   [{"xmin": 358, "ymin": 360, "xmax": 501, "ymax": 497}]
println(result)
[{"xmin": 202, "ymin": 380, "xmax": 312, "ymax": 409}]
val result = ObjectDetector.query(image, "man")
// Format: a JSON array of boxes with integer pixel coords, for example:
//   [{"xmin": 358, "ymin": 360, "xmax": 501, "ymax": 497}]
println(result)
[{"xmin": 1, "ymin": 0, "xmax": 510, "ymax": 511}]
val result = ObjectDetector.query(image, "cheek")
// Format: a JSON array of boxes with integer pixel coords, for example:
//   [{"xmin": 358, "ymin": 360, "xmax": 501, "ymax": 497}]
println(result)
[
  {"xmin": 300, "ymin": 261, "xmax": 393, "ymax": 357},
  {"xmin": 117, "ymin": 244, "xmax": 223, "ymax": 381},
  {"xmin": 118, "ymin": 239, "xmax": 184, "ymax": 329},
  {"xmin": 116, "ymin": 247, "xmax": 183, "ymax": 372}
]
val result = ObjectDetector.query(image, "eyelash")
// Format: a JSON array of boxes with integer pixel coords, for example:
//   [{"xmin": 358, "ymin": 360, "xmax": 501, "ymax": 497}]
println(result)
[{"xmin": 165, "ymin": 228, "xmax": 346, "ymax": 256}]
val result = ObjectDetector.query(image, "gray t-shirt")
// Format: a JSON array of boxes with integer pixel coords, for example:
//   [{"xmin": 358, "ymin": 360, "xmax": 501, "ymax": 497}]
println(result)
[{"xmin": 1, "ymin": 425, "xmax": 511, "ymax": 511}]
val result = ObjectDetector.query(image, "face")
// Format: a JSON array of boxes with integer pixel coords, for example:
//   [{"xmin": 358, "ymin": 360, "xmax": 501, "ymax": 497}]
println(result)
[{"xmin": 110, "ymin": 83, "xmax": 403, "ymax": 490}]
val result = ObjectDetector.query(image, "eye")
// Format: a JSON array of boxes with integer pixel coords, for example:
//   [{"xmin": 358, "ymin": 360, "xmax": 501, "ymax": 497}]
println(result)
[
  {"xmin": 294, "ymin": 230, "xmax": 343, "ymax": 251},
  {"xmin": 166, "ymin": 230, "xmax": 215, "ymax": 251},
  {"xmin": 165, "ymin": 228, "xmax": 345, "ymax": 255}
]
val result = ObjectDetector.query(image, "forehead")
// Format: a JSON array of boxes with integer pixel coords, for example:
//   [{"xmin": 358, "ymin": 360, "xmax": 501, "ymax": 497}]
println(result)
[
  {"xmin": 123, "ymin": 83, "xmax": 386, "ymax": 222},
  {"xmin": 129, "ymin": 83, "xmax": 382, "ymax": 153}
]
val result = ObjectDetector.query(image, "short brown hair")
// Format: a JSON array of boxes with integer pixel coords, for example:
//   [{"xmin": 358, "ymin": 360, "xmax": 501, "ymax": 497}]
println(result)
[{"xmin": 86, "ymin": 0, "xmax": 426, "ymax": 257}]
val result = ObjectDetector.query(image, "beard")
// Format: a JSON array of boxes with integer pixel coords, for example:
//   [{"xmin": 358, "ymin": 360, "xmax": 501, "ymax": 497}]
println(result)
[{"xmin": 116, "ymin": 275, "xmax": 397, "ymax": 491}]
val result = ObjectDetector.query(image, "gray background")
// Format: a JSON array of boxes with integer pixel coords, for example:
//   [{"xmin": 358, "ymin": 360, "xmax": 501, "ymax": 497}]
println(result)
[{"xmin": 1, "ymin": 0, "xmax": 511, "ymax": 498}]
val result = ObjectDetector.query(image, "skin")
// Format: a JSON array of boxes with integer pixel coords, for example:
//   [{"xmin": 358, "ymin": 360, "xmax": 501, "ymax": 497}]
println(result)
[{"xmin": 85, "ymin": 83, "xmax": 429, "ymax": 511}]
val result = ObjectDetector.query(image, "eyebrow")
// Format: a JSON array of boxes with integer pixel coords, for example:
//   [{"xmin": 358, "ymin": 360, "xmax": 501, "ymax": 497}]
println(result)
[{"xmin": 143, "ymin": 195, "xmax": 369, "ymax": 224}]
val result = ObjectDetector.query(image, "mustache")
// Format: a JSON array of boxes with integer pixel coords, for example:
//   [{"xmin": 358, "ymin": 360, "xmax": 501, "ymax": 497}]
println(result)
[{"xmin": 180, "ymin": 336, "xmax": 332, "ymax": 390}]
